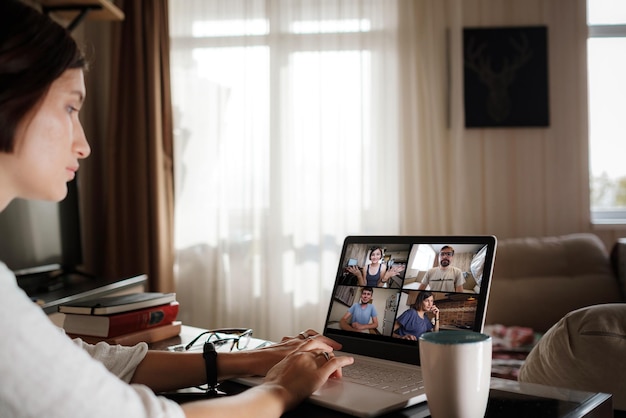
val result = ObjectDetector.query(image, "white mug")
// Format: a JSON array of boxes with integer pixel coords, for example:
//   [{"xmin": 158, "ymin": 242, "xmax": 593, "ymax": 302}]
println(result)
[{"xmin": 419, "ymin": 331, "xmax": 492, "ymax": 418}]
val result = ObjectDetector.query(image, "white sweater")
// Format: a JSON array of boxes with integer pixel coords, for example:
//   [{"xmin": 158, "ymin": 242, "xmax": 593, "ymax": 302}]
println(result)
[{"xmin": 0, "ymin": 262, "xmax": 185, "ymax": 418}]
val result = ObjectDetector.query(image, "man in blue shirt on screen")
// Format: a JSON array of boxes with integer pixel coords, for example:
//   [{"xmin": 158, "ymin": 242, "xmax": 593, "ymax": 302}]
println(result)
[{"xmin": 339, "ymin": 287, "xmax": 379, "ymax": 333}]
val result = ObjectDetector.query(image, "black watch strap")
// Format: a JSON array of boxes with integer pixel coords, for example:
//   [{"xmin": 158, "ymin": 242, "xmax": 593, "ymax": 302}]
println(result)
[{"xmin": 203, "ymin": 341, "xmax": 218, "ymax": 394}]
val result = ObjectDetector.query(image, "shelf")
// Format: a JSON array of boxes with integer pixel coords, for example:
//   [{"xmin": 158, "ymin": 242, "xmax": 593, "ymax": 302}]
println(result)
[{"xmin": 37, "ymin": 0, "xmax": 124, "ymax": 31}]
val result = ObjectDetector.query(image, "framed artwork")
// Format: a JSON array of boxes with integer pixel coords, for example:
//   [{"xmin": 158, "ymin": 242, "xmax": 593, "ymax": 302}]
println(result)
[{"xmin": 463, "ymin": 26, "xmax": 549, "ymax": 128}]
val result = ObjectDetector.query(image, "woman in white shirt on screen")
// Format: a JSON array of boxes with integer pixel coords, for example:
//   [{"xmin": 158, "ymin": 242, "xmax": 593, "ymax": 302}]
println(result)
[{"xmin": 0, "ymin": 1, "xmax": 352, "ymax": 417}]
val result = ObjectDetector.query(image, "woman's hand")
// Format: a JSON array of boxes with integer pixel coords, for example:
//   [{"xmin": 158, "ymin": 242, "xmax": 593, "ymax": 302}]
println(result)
[
  {"xmin": 346, "ymin": 265, "xmax": 361, "ymax": 276},
  {"xmin": 262, "ymin": 337, "xmax": 354, "ymax": 410},
  {"xmin": 180, "ymin": 332, "xmax": 353, "ymax": 418},
  {"xmin": 241, "ymin": 329, "xmax": 343, "ymax": 377},
  {"xmin": 279, "ymin": 329, "xmax": 332, "ymax": 344},
  {"xmin": 388, "ymin": 264, "xmax": 405, "ymax": 276}
]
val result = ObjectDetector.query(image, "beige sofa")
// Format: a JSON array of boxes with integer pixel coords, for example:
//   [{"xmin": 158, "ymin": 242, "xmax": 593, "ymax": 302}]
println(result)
[
  {"xmin": 484, "ymin": 233, "xmax": 626, "ymax": 410},
  {"xmin": 485, "ymin": 233, "xmax": 626, "ymax": 333}
]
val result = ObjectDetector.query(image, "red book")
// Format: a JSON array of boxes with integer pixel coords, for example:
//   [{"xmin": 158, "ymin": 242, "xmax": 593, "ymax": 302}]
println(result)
[
  {"xmin": 63, "ymin": 301, "xmax": 179, "ymax": 337},
  {"xmin": 69, "ymin": 321, "xmax": 183, "ymax": 346}
]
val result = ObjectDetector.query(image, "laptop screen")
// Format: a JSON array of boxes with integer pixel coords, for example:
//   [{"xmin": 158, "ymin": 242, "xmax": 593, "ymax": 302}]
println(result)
[{"xmin": 323, "ymin": 235, "xmax": 497, "ymax": 366}]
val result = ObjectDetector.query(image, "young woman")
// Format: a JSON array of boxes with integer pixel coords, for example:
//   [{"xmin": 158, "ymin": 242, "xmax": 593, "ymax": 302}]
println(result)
[
  {"xmin": 346, "ymin": 247, "xmax": 406, "ymax": 287},
  {"xmin": 0, "ymin": 1, "xmax": 352, "ymax": 417},
  {"xmin": 392, "ymin": 291, "xmax": 440, "ymax": 340}
]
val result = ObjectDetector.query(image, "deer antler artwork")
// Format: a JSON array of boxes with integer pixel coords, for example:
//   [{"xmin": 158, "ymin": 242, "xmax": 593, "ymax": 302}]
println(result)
[{"xmin": 464, "ymin": 32, "xmax": 534, "ymax": 123}]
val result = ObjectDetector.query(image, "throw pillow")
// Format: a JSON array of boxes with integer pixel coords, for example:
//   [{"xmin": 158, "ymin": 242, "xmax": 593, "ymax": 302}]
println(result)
[{"xmin": 518, "ymin": 303, "xmax": 626, "ymax": 410}]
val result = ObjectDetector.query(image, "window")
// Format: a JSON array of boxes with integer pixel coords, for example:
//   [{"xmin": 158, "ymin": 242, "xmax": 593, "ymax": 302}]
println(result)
[
  {"xmin": 588, "ymin": 0, "xmax": 626, "ymax": 223},
  {"xmin": 169, "ymin": 1, "xmax": 396, "ymax": 251},
  {"xmin": 410, "ymin": 244, "xmax": 435, "ymax": 271},
  {"xmin": 168, "ymin": 1, "xmax": 401, "ymax": 338}
]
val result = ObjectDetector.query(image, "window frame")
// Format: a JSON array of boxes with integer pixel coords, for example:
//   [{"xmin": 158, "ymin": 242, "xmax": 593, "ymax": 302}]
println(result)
[{"xmin": 587, "ymin": 23, "xmax": 626, "ymax": 225}]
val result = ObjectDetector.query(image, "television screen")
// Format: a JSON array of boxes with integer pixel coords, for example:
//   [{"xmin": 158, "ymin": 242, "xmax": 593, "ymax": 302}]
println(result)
[{"xmin": 0, "ymin": 179, "xmax": 83, "ymax": 278}]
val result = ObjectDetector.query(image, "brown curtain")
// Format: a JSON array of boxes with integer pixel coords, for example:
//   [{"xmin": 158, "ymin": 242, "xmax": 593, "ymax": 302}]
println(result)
[{"xmin": 93, "ymin": 0, "xmax": 174, "ymax": 292}]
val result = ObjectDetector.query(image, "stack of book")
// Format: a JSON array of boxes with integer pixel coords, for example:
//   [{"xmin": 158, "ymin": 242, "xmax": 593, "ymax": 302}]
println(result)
[{"xmin": 59, "ymin": 292, "xmax": 181, "ymax": 345}]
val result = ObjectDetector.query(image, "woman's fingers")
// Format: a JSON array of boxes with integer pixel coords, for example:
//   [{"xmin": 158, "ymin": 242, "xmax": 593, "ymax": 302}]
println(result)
[
  {"xmin": 281, "ymin": 329, "xmax": 343, "ymax": 351},
  {"xmin": 263, "ymin": 347, "xmax": 354, "ymax": 410},
  {"xmin": 316, "ymin": 350, "xmax": 353, "ymax": 379},
  {"xmin": 301, "ymin": 334, "xmax": 349, "ymax": 355},
  {"xmin": 281, "ymin": 328, "xmax": 319, "ymax": 342}
]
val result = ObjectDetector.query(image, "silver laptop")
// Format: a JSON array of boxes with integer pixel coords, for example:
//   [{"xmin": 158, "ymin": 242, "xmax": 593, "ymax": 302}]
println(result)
[{"xmin": 236, "ymin": 235, "xmax": 497, "ymax": 417}]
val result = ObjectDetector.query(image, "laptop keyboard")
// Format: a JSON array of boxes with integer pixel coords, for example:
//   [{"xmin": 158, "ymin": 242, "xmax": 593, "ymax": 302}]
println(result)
[{"xmin": 341, "ymin": 361, "xmax": 424, "ymax": 395}]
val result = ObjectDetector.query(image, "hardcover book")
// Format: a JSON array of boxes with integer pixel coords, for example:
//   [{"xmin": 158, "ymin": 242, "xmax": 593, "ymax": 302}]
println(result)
[
  {"xmin": 63, "ymin": 301, "xmax": 180, "ymax": 337},
  {"xmin": 68, "ymin": 321, "xmax": 183, "ymax": 345},
  {"xmin": 58, "ymin": 292, "xmax": 176, "ymax": 315}
]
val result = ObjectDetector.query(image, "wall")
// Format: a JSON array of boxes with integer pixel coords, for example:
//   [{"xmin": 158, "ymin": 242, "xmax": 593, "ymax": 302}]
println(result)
[
  {"xmin": 458, "ymin": 0, "xmax": 620, "ymax": 246},
  {"xmin": 398, "ymin": 0, "xmax": 626, "ymax": 251}
]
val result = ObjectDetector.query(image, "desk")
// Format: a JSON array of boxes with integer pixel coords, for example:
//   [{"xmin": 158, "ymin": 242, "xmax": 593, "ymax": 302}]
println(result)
[{"xmin": 153, "ymin": 326, "xmax": 613, "ymax": 418}]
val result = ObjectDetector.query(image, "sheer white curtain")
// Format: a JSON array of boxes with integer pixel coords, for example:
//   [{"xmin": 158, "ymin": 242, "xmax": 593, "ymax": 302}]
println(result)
[
  {"xmin": 398, "ymin": 0, "xmax": 483, "ymax": 235},
  {"xmin": 169, "ymin": 0, "xmax": 587, "ymax": 340},
  {"xmin": 169, "ymin": 0, "xmax": 402, "ymax": 341}
]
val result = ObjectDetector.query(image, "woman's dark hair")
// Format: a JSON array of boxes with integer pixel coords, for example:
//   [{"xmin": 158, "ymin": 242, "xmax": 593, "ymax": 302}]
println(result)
[
  {"xmin": 0, "ymin": 0, "xmax": 86, "ymax": 152},
  {"xmin": 411, "ymin": 291, "xmax": 433, "ymax": 310}
]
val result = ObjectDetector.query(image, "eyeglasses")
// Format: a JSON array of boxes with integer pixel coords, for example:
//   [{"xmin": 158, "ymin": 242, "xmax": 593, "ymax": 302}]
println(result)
[
  {"xmin": 168, "ymin": 328, "xmax": 253, "ymax": 352},
  {"xmin": 439, "ymin": 251, "xmax": 454, "ymax": 257}
]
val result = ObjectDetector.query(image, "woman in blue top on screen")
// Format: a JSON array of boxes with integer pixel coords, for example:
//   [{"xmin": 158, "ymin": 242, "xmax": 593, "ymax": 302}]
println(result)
[
  {"xmin": 347, "ymin": 247, "xmax": 405, "ymax": 287},
  {"xmin": 392, "ymin": 291, "xmax": 440, "ymax": 340}
]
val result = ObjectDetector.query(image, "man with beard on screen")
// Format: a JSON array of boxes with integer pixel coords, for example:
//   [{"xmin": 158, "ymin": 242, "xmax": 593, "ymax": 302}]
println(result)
[{"xmin": 418, "ymin": 246, "xmax": 465, "ymax": 292}]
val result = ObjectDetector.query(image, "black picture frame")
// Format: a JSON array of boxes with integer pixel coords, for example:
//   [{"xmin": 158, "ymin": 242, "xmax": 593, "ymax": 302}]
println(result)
[{"xmin": 463, "ymin": 26, "xmax": 549, "ymax": 128}]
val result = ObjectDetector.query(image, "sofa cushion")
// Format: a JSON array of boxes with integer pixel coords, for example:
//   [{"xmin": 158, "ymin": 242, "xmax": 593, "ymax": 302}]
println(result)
[
  {"xmin": 493, "ymin": 233, "xmax": 615, "ymax": 279},
  {"xmin": 518, "ymin": 303, "xmax": 626, "ymax": 410},
  {"xmin": 486, "ymin": 233, "xmax": 623, "ymax": 332}
]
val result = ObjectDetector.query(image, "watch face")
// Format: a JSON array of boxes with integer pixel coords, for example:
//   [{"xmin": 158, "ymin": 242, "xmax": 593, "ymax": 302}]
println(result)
[{"xmin": 203, "ymin": 341, "xmax": 217, "ymax": 355}]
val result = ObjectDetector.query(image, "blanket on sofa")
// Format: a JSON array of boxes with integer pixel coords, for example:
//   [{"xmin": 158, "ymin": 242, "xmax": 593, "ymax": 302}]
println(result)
[{"xmin": 484, "ymin": 324, "xmax": 541, "ymax": 380}]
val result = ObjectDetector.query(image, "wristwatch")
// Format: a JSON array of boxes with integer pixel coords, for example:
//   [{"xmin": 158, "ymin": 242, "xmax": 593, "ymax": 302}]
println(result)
[{"xmin": 203, "ymin": 341, "xmax": 218, "ymax": 394}]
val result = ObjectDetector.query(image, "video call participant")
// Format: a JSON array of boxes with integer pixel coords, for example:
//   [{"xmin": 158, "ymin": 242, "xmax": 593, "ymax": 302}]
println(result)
[
  {"xmin": 339, "ymin": 287, "xmax": 379, "ymax": 333},
  {"xmin": 418, "ymin": 246, "xmax": 465, "ymax": 292},
  {"xmin": 347, "ymin": 247, "xmax": 405, "ymax": 287},
  {"xmin": 392, "ymin": 291, "xmax": 440, "ymax": 340}
]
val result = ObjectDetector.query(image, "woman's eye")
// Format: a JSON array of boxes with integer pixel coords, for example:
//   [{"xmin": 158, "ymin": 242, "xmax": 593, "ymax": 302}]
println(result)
[{"xmin": 67, "ymin": 106, "xmax": 79, "ymax": 114}]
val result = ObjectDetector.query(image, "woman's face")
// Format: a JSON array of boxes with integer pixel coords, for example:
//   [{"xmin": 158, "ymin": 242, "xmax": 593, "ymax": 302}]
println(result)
[
  {"xmin": 370, "ymin": 249, "xmax": 382, "ymax": 263},
  {"xmin": 1, "ymin": 69, "xmax": 90, "ymax": 203},
  {"xmin": 421, "ymin": 296, "xmax": 434, "ymax": 311}
]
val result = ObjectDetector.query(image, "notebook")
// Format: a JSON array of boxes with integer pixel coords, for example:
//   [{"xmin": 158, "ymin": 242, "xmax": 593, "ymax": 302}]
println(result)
[{"xmin": 235, "ymin": 235, "xmax": 497, "ymax": 417}]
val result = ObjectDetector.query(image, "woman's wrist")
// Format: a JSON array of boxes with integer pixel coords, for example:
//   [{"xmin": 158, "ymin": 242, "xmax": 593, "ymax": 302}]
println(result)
[
  {"xmin": 256, "ymin": 383, "xmax": 294, "ymax": 414},
  {"xmin": 218, "ymin": 350, "xmax": 261, "ymax": 378}
]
